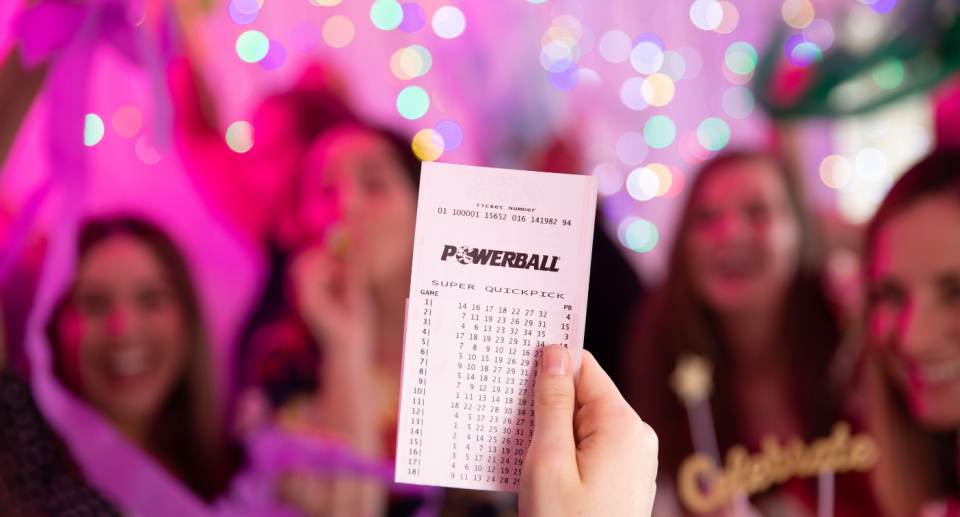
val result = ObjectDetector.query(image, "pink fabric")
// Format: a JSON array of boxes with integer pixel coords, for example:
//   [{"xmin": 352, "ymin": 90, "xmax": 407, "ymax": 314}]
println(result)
[{"xmin": 9, "ymin": 1, "xmax": 438, "ymax": 515}]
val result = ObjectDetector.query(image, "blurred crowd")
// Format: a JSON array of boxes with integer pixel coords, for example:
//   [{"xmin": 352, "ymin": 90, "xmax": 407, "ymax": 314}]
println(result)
[{"xmin": 2, "ymin": 1, "xmax": 960, "ymax": 517}]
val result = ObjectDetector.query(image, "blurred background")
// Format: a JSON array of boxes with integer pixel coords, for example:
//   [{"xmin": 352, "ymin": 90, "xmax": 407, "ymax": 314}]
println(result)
[{"xmin": 1, "ymin": 0, "xmax": 959, "ymax": 516}]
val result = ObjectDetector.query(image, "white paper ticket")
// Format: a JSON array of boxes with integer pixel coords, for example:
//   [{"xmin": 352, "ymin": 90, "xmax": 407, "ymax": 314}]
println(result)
[{"xmin": 395, "ymin": 162, "xmax": 598, "ymax": 492}]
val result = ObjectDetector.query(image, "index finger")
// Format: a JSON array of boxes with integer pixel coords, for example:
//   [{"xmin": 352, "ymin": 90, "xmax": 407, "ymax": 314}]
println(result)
[{"xmin": 575, "ymin": 350, "xmax": 627, "ymax": 411}]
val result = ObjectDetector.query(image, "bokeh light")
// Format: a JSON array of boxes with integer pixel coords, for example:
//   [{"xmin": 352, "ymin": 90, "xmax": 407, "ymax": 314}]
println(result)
[
  {"xmin": 616, "ymin": 132, "xmax": 648, "ymax": 165},
  {"xmin": 620, "ymin": 77, "xmax": 649, "ymax": 110},
  {"xmin": 677, "ymin": 47, "xmax": 703, "ymax": 79},
  {"xmin": 714, "ymin": 1, "xmax": 738, "ymax": 33},
  {"xmin": 371, "ymin": 0, "xmax": 404, "ymax": 30},
  {"xmin": 579, "ymin": 68, "xmax": 601, "ymax": 85},
  {"xmin": 309, "ymin": 0, "xmax": 342, "ymax": 5},
  {"xmin": 724, "ymin": 42, "xmax": 757, "ymax": 75},
  {"xmin": 397, "ymin": 86, "xmax": 430, "ymax": 119},
  {"xmin": 593, "ymin": 164, "xmax": 624, "ymax": 195},
  {"xmin": 647, "ymin": 163, "xmax": 673, "ymax": 196},
  {"xmin": 664, "ymin": 165, "xmax": 685, "ymax": 197},
  {"xmin": 540, "ymin": 15, "xmax": 584, "ymax": 81},
  {"xmin": 258, "ymin": 41, "xmax": 286, "ymax": 70},
  {"xmin": 782, "ymin": 0, "xmax": 815, "ymax": 29},
  {"xmin": 855, "ymin": 148, "xmax": 887, "ymax": 181},
  {"xmin": 641, "ymin": 74, "xmax": 675, "ymax": 107},
  {"xmin": 599, "ymin": 30, "xmax": 631, "ymax": 63},
  {"xmin": 644, "ymin": 115, "xmax": 676, "ymax": 149},
  {"xmin": 697, "ymin": 118, "xmax": 731, "ymax": 151},
  {"xmin": 228, "ymin": 0, "xmax": 258, "ymax": 25},
  {"xmin": 619, "ymin": 218, "xmax": 659, "ymax": 252},
  {"xmin": 869, "ymin": 0, "xmax": 897, "ymax": 14},
  {"xmin": 232, "ymin": 0, "xmax": 259, "ymax": 15},
  {"xmin": 291, "ymin": 22, "xmax": 322, "ymax": 52},
  {"xmin": 549, "ymin": 64, "xmax": 580, "ymax": 90},
  {"xmin": 226, "ymin": 121, "xmax": 254, "ymax": 153},
  {"xmin": 84, "ymin": 114, "xmax": 104, "ymax": 146},
  {"xmin": 678, "ymin": 131, "xmax": 712, "ymax": 164},
  {"xmin": 236, "ymin": 30, "xmax": 269, "ymax": 62},
  {"xmin": 690, "ymin": 0, "xmax": 722, "ymax": 31},
  {"xmin": 899, "ymin": 125, "xmax": 929, "ymax": 159},
  {"xmin": 112, "ymin": 106, "xmax": 141, "ymax": 138},
  {"xmin": 784, "ymin": 35, "xmax": 821, "ymax": 66},
  {"xmin": 399, "ymin": 3, "xmax": 426, "ymax": 33},
  {"xmin": 819, "ymin": 155, "xmax": 853, "ymax": 189},
  {"xmin": 412, "ymin": 129, "xmax": 444, "ymax": 161},
  {"xmin": 723, "ymin": 61, "xmax": 754, "ymax": 84},
  {"xmin": 803, "ymin": 19, "xmax": 834, "ymax": 50},
  {"xmin": 630, "ymin": 41, "xmax": 664, "ymax": 75},
  {"xmin": 627, "ymin": 167, "xmax": 660, "ymax": 201},
  {"xmin": 324, "ymin": 16, "xmax": 355, "ymax": 47},
  {"xmin": 433, "ymin": 6, "xmax": 465, "ymax": 38},
  {"xmin": 135, "ymin": 134, "xmax": 162, "ymax": 164},
  {"xmin": 391, "ymin": 45, "xmax": 432, "ymax": 80},
  {"xmin": 722, "ymin": 86, "xmax": 755, "ymax": 119},
  {"xmin": 434, "ymin": 120, "xmax": 463, "ymax": 152},
  {"xmin": 633, "ymin": 32, "xmax": 664, "ymax": 51},
  {"xmin": 660, "ymin": 51, "xmax": 686, "ymax": 81},
  {"xmin": 873, "ymin": 58, "xmax": 904, "ymax": 89}
]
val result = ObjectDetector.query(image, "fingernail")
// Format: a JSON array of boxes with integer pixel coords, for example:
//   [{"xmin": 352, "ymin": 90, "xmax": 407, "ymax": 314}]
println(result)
[{"xmin": 543, "ymin": 345, "xmax": 568, "ymax": 376}]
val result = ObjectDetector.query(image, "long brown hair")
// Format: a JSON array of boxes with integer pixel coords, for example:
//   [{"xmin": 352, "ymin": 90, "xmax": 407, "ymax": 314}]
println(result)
[
  {"xmin": 861, "ymin": 149, "xmax": 960, "ymax": 517},
  {"xmin": 622, "ymin": 151, "xmax": 843, "ymax": 477},
  {"xmin": 48, "ymin": 217, "xmax": 230, "ymax": 500}
]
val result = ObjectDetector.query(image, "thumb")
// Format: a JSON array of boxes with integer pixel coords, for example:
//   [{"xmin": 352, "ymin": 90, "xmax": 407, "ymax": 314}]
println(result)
[{"xmin": 526, "ymin": 345, "xmax": 578, "ymax": 474}]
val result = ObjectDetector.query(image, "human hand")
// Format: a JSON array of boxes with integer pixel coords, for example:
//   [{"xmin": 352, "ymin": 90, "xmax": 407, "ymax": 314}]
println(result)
[
  {"xmin": 519, "ymin": 346, "xmax": 658, "ymax": 517},
  {"xmin": 289, "ymin": 242, "xmax": 375, "ymax": 359}
]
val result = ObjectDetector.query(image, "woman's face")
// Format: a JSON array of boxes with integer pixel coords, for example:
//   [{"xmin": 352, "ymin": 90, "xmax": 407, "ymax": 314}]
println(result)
[
  {"xmin": 56, "ymin": 235, "xmax": 189, "ymax": 433},
  {"xmin": 685, "ymin": 159, "xmax": 802, "ymax": 315},
  {"xmin": 297, "ymin": 127, "xmax": 418, "ymax": 282},
  {"xmin": 869, "ymin": 193, "xmax": 960, "ymax": 430}
]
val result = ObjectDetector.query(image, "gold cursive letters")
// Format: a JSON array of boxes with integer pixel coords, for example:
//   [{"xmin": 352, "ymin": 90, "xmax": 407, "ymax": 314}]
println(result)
[{"xmin": 677, "ymin": 421, "xmax": 879, "ymax": 513}]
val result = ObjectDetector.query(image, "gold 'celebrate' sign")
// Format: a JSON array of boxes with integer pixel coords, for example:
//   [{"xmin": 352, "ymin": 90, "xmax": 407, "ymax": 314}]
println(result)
[{"xmin": 677, "ymin": 422, "xmax": 879, "ymax": 513}]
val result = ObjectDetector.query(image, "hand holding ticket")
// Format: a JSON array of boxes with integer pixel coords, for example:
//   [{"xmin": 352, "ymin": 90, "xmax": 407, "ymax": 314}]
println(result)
[
  {"xmin": 395, "ymin": 162, "xmax": 598, "ymax": 491},
  {"xmin": 520, "ymin": 346, "xmax": 659, "ymax": 517}
]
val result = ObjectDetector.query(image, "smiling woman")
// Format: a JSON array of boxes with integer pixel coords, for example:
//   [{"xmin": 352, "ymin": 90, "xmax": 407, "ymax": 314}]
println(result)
[
  {"xmin": 621, "ymin": 151, "xmax": 864, "ymax": 516},
  {"xmin": 861, "ymin": 149, "xmax": 960, "ymax": 517},
  {"xmin": 47, "ymin": 218, "xmax": 230, "ymax": 501}
]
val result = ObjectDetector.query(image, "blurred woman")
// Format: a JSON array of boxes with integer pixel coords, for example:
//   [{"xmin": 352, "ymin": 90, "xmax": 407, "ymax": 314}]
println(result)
[
  {"xmin": 860, "ymin": 149, "xmax": 960, "ymax": 517},
  {"xmin": 44, "ymin": 216, "xmax": 384, "ymax": 516},
  {"xmin": 49, "ymin": 218, "xmax": 233, "ymax": 499},
  {"xmin": 623, "ymin": 152, "xmax": 861, "ymax": 515},
  {"xmin": 239, "ymin": 122, "xmax": 426, "ymax": 516}
]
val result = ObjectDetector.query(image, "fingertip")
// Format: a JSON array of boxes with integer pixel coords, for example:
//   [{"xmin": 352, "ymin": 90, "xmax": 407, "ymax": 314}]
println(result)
[{"xmin": 542, "ymin": 344, "xmax": 571, "ymax": 376}]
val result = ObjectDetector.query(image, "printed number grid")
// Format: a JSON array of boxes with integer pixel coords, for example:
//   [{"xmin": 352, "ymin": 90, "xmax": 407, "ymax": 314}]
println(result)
[{"xmin": 399, "ymin": 296, "xmax": 577, "ymax": 491}]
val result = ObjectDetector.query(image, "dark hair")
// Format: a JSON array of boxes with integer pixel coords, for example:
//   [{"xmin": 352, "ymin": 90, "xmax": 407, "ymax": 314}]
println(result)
[
  {"xmin": 370, "ymin": 125, "xmax": 422, "ymax": 190},
  {"xmin": 260, "ymin": 89, "xmax": 358, "ymax": 148},
  {"xmin": 864, "ymin": 149, "xmax": 960, "ymax": 267},
  {"xmin": 861, "ymin": 149, "xmax": 960, "ymax": 517},
  {"xmin": 48, "ymin": 217, "xmax": 230, "ymax": 500},
  {"xmin": 622, "ymin": 151, "xmax": 843, "ymax": 477}
]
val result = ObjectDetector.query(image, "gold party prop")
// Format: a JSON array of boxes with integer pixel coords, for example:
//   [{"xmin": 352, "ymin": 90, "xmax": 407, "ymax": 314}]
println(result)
[
  {"xmin": 671, "ymin": 354, "xmax": 713, "ymax": 403},
  {"xmin": 677, "ymin": 421, "xmax": 879, "ymax": 514}
]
